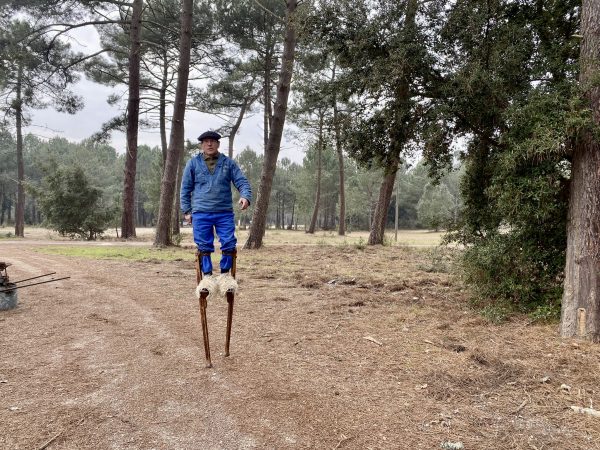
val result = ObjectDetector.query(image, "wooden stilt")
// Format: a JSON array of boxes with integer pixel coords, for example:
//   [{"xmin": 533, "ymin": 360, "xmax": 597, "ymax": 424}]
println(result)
[
  {"xmin": 199, "ymin": 291, "xmax": 212, "ymax": 368},
  {"xmin": 225, "ymin": 291, "xmax": 234, "ymax": 357},
  {"xmin": 224, "ymin": 250, "xmax": 237, "ymax": 357},
  {"xmin": 195, "ymin": 250, "xmax": 212, "ymax": 368}
]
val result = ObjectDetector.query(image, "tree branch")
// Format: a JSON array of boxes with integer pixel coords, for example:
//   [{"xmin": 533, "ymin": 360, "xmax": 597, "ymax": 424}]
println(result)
[{"xmin": 252, "ymin": 0, "xmax": 284, "ymax": 21}]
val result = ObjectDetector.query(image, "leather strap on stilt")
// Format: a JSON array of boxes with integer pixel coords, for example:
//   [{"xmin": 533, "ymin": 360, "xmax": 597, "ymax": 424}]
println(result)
[
  {"xmin": 195, "ymin": 250, "xmax": 212, "ymax": 283},
  {"xmin": 194, "ymin": 250, "xmax": 201, "ymax": 284},
  {"xmin": 222, "ymin": 249, "xmax": 238, "ymax": 278}
]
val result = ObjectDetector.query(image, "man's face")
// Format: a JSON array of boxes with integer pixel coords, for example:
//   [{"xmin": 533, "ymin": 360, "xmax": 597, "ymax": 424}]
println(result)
[{"xmin": 200, "ymin": 138, "xmax": 219, "ymax": 156}]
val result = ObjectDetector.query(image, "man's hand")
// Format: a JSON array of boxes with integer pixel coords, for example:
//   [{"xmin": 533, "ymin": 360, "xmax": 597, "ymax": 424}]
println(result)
[
  {"xmin": 184, "ymin": 213, "xmax": 192, "ymax": 223},
  {"xmin": 239, "ymin": 198, "xmax": 249, "ymax": 210}
]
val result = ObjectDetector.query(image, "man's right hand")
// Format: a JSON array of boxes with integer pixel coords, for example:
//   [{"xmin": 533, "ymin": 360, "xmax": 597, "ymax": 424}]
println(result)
[{"xmin": 184, "ymin": 213, "xmax": 192, "ymax": 224}]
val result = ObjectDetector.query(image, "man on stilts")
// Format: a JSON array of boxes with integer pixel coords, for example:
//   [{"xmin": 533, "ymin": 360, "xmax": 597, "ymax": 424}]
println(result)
[{"xmin": 180, "ymin": 130, "xmax": 251, "ymax": 367}]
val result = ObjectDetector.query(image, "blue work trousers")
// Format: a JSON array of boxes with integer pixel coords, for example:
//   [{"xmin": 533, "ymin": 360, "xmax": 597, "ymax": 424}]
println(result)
[{"xmin": 192, "ymin": 211, "xmax": 236, "ymax": 274}]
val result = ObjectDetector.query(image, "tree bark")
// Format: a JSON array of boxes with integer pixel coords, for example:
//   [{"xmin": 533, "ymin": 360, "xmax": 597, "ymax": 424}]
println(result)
[
  {"xmin": 333, "ymin": 78, "xmax": 346, "ymax": 236},
  {"xmin": 307, "ymin": 110, "xmax": 324, "ymax": 234},
  {"xmin": 154, "ymin": 0, "xmax": 193, "ymax": 247},
  {"xmin": 170, "ymin": 149, "xmax": 185, "ymax": 236},
  {"xmin": 1, "ymin": 194, "xmax": 5, "ymax": 226},
  {"xmin": 368, "ymin": 162, "xmax": 399, "ymax": 245},
  {"xmin": 281, "ymin": 196, "xmax": 285, "ymax": 229},
  {"xmin": 229, "ymin": 97, "xmax": 250, "ymax": 158},
  {"xmin": 263, "ymin": 43, "xmax": 271, "ymax": 152},
  {"xmin": 120, "ymin": 0, "xmax": 143, "ymax": 239},
  {"xmin": 288, "ymin": 196, "xmax": 295, "ymax": 229},
  {"xmin": 159, "ymin": 50, "xmax": 169, "ymax": 166},
  {"xmin": 14, "ymin": 63, "xmax": 24, "ymax": 238},
  {"xmin": 245, "ymin": 0, "xmax": 298, "ymax": 249},
  {"xmin": 560, "ymin": 0, "xmax": 600, "ymax": 341},
  {"xmin": 275, "ymin": 191, "xmax": 281, "ymax": 229}
]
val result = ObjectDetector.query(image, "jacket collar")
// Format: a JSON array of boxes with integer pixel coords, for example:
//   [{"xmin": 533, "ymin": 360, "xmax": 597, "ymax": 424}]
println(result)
[{"xmin": 196, "ymin": 152, "xmax": 225, "ymax": 174}]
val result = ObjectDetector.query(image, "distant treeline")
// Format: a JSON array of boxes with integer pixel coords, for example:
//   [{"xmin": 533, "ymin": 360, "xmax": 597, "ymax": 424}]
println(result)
[{"xmin": 0, "ymin": 132, "xmax": 462, "ymax": 233}]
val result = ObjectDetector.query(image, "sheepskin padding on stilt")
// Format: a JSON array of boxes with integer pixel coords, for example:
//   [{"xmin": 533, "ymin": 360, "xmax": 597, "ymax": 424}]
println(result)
[
  {"xmin": 217, "ymin": 273, "xmax": 238, "ymax": 293},
  {"xmin": 195, "ymin": 275, "xmax": 219, "ymax": 298}
]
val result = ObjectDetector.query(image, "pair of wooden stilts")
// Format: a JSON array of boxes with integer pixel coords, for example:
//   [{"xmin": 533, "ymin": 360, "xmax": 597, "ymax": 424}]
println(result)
[{"xmin": 195, "ymin": 250, "xmax": 236, "ymax": 368}]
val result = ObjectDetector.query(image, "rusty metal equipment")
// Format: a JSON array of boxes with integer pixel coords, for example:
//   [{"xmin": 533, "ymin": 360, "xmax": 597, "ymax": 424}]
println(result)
[
  {"xmin": 195, "ymin": 250, "xmax": 237, "ymax": 368},
  {"xmin": 0, "ymin": 261, "xmax": 70, "ymax": 310}
]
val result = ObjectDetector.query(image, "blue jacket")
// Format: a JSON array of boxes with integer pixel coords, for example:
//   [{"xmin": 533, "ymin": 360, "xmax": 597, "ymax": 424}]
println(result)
[{"xmin": 180, "ymin": 153, "xmax": 252, "ymax": 214}]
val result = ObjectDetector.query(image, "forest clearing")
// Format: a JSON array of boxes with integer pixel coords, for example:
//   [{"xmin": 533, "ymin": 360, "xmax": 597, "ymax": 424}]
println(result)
[
  {"xmin": 1, "ymin": 230, "xmax": 599, "ymax": 449},
  {"xmin": 2, "ymin": 0, "xmax": 600, "ymax": 448}
]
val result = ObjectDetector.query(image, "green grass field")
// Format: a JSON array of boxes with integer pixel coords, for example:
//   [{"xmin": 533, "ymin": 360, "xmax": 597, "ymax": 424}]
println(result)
[
  {"xmin": 10, "ymin": 227, "xmax": 446, "ymax": 262},
  {"xmin": 36, "ymin": 245, "xmax": 191, "ymax": 261}
]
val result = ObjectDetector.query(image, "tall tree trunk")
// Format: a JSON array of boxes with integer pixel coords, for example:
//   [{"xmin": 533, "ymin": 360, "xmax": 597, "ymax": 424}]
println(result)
[
  {"xmin": 135, "ymin": 172, "xmax": 140, "ymax": 226},
  {"xmin": 367, "ymin": 0, "xmax": 417, "ymax": 245},
  {"xmin": 275, "ymin": 192, "xmax": 281, "ymax": 229},
  {"xmin": 368, "ymin": 161, "xmax": 399, "ymax": 245},
  {"xmin": 288, "ymin": 196, "xmax": 295, "ymax": 230},
  {"xmin": 560, "ymin": 0, "xmax": 600, "ymax": 341},
  {"xmin": 171, "ymin": 147, "xmax": 185, "ymax": 236},
  {"xmin": 14, "ymin": 64, "xmax": 25, "ymax": 237},
  {"xmin": 244, "ymin": 0, "xmax": 298, "ymax": 249},
  {"xmin": 154, "ymin": 0, "xmax": 193, "ymax": 246},
  {"xmin": 159, "ymin": 51, "xmax": 168, "ymax": 166},
  {"xmin": 229, "ymin": 97, "xmax": 250, "ymax": 158},
  {"xmin": 120, "ymin": 0, "xmax": 143, "ymax": 239},
  {"xmin": 1, "ymin": 193, "xmax": 5, "ymax": 226},
  {"xmin": 333, "ymin": 89, "xmax": 345, "ymax": 236},
  {"xmin": 307, "ymin": 111, "xmax": 324, "ymax": 234},
  {"xmin": 263, "ymin": 44, "xmax": 271, "ymax": 152}
]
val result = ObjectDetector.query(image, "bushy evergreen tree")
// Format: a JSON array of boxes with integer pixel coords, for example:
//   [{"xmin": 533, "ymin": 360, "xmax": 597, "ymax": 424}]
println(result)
[
  {"xmin": 431, "ymin": 0, "xmax": 581, "ymax": 318},
  {"xmin": 36, "ymin": 164, "xmax": 114, "ymax": 240}
]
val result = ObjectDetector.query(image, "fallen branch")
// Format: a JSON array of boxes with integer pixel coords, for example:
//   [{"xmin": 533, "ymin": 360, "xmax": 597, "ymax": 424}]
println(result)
[
  {"xmin": 38, "ymin": 431, "xmax": 64, "ymax": 450},
  {"xmin": 37, "ymin": 416, "xmax": 86, "ymax": 450},
  {"xmin": 333, "ymin": 434, "xmax": 352, "ymax": 449},
  {"xmin": 363, "ymin": 336, "xmax": 383, "ymax": 346},
  {"xmin": 516, "ymin": 399, "xmax": 528, "ymax": 413},
  {"xmin": 570, "ymin": 406, "xmax": 600, "ymax": 418},
  {"xmin": 424, "ymin": 339, "xmax": 466, "ymax": 353}
]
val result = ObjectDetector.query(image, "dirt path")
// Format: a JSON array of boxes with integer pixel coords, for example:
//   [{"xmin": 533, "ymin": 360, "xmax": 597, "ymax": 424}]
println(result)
[
  {"xmin": 1, "ymin": 242, "xmax": 599, "ymax": 449},
  {"xmin": 1, "ymin": 245, "xmax": 257, "ymax": 449}
]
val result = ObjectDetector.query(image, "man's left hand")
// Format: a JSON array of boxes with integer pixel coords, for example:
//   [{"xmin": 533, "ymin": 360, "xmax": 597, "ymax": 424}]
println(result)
[{"xmin": 239, "ymin": 198, "xmax": 249, "ymax": 210}]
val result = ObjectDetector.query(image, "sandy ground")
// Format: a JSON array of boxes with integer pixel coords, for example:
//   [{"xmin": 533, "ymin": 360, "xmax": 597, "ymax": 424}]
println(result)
[{"xmin": 1, "ymin": 239, "xmax": 599, "ymax": 449}]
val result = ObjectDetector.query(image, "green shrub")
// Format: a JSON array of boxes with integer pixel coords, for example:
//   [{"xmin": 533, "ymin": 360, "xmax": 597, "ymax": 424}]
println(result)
[
  {"xmin": 529, "ymin": 302, "xmax": 561, "ymax": 324},
  {"xmin": 479, "ymin": 303, "xmax": 513, "ymax": 324},
  {"xmin": 354, "ymin": 237, "xmax": 366, "ymax": 250},
  {"xmin": 35, "ymin": 164, "xmax": 115, "ymax": 240}
]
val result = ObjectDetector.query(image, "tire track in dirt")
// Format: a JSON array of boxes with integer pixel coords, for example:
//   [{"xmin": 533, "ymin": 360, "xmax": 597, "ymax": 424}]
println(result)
[{"xmin": 0, "ymin": 244, "xmax": 258, "ymax": 449}]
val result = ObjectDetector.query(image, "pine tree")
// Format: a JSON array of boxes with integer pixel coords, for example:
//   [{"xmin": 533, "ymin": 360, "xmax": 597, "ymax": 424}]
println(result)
[{"xmin": 0, "ymin": 19, "xmax": 84, "ymax": 237}]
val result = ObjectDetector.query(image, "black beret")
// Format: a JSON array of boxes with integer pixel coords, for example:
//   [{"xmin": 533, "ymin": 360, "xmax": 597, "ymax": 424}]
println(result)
[{"xmin": 198, "ymin": 131, "xmax": 221, "ymax": 142}]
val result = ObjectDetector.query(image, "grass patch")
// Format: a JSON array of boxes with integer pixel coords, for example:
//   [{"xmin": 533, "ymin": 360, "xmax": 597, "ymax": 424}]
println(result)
[
  {"xmin": 478, "ymin": 302, "xmax": 514, "ymax": 324},
  {"xmin": 417, "ymin": 246, "xmax": 458, "ymax": 273},
  {"xmin": 37, "ymin": 245, "xmax": 192, "ymax": 261}
]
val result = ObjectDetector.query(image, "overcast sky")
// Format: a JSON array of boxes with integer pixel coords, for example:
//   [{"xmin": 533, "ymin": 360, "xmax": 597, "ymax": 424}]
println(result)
[{"xmin": 23, "ymin": 25, "xmax": 306, "ymax": 164}]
